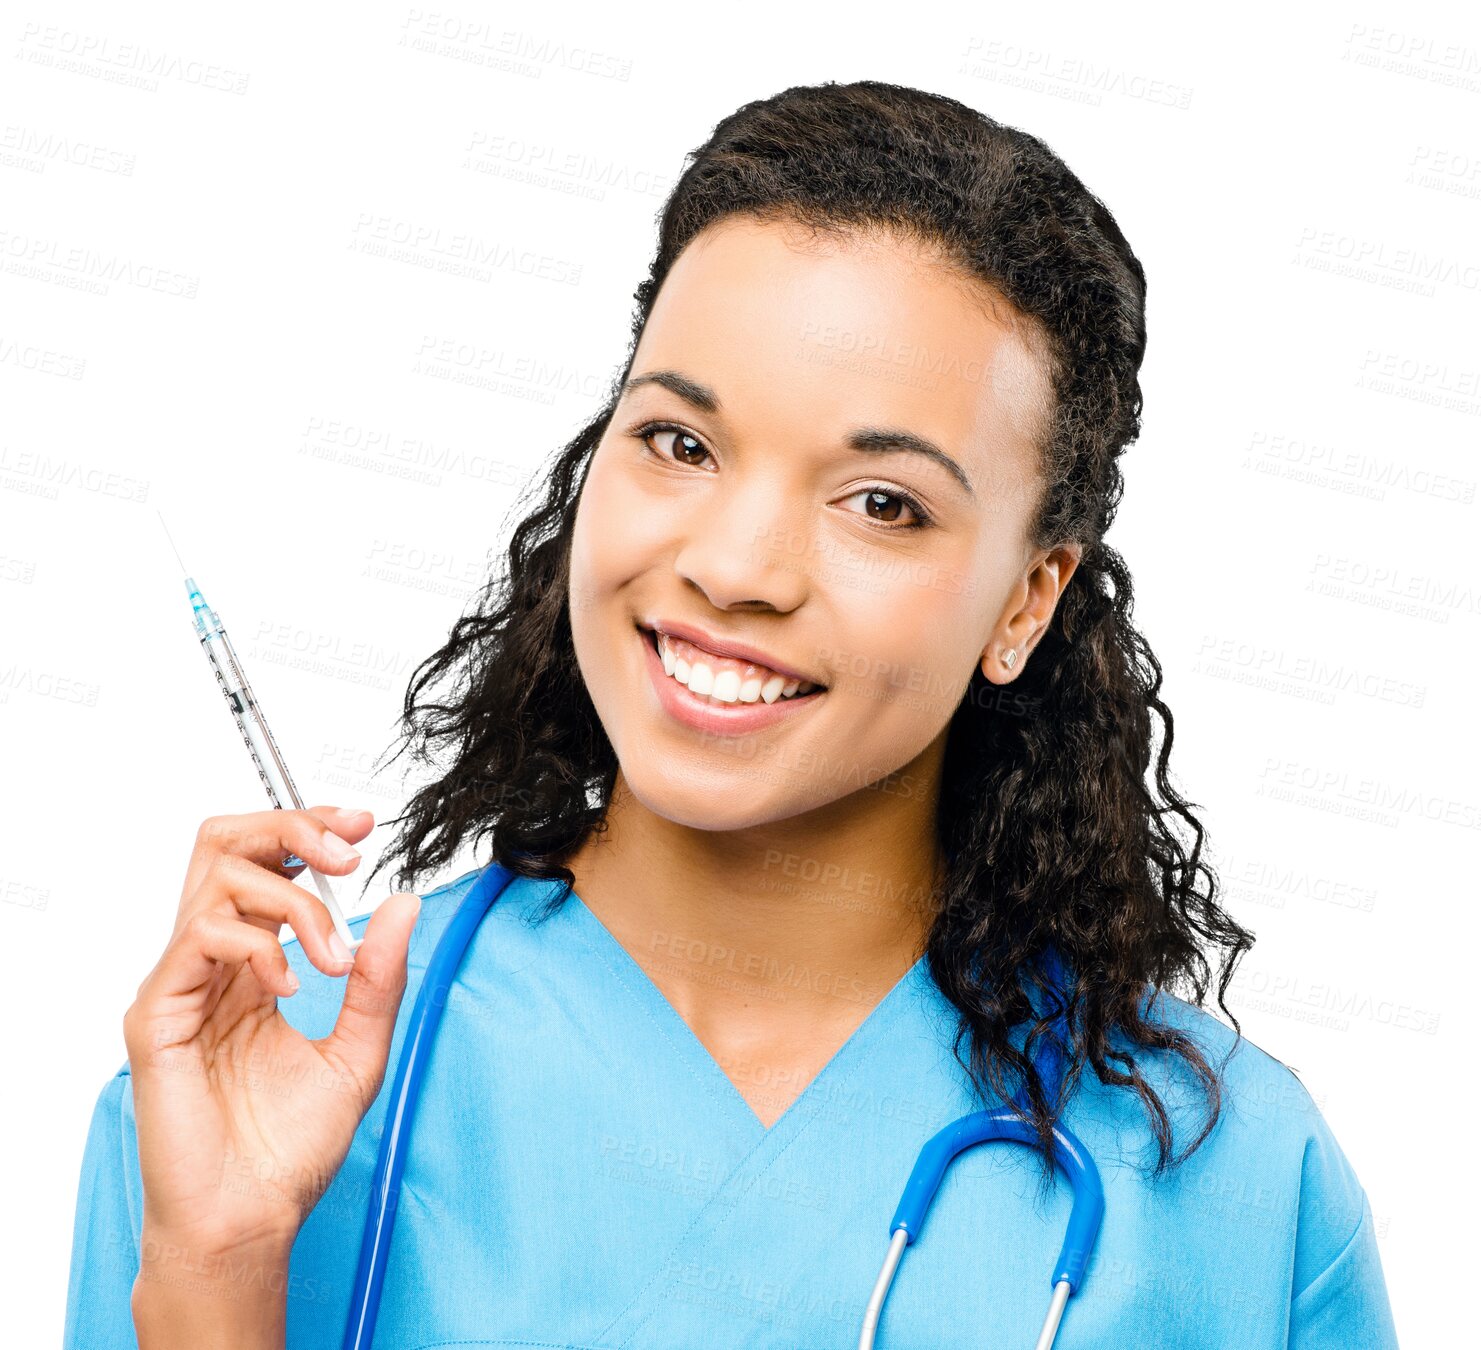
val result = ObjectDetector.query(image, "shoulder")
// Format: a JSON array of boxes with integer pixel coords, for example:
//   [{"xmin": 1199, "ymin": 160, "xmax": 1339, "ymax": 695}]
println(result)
[
  {"xmin": 282, "ymin": 864, "xmax": 489, "ymax": 961},
  {"xmin": 1140, "ymin": 987, "xmax": 1338, "ymax": 1140},
  {"xmin": 275, "ymin": 866, "xmax": 500, "ymax": 1037},
  {"xmin": 1128, "ymin": 988, "xmax": 1373, "ymax": 1296},
  {"xmin": 275, "ymin": 865, "xmax": 579, "ymax": 1034}
]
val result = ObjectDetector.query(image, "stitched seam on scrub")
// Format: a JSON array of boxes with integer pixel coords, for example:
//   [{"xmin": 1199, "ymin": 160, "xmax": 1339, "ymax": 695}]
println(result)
[
  {"xmin": 413, "ymin": 1339, "xmax": 611, "ymax": 1348},
  {"xmin": 564, "ymin": 914, "xmax": 787, "ymax": 1344},
  {"xmin": 609, "ymin": 1103, "xmax": 822, "ymax": 1349},
  {"xmin": 1290, "ymin": 1186, "xmax": 1372, "ymax": 1307},
  {"xmin": 564, "ymin": 904, "xmax": 762, "ymax": 1128},
  {"xmin": 607, "ymin": 989, "xmax": 921, "ymax": 1349}
]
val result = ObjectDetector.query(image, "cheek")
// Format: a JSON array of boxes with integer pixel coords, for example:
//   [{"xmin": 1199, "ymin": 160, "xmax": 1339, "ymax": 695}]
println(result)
[
  {"xmin": 568, "ymin": 451, "xmax": 673, "ymax": 676},
  {"xmin": 573, "ymin": 450, "xmax": 666, "ymax": 576},
  {"xmin": 571, "ymin": 454, "xmax": 637, "ymax": 596},
  {"xmin": 835, "ymin": 581, "xmax": 976, "ymax": 726}
]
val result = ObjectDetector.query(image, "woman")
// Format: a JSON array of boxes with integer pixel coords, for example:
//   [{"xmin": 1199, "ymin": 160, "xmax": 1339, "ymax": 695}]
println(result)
[{"xmin": 66, "ymin": 81, "xmax": 1399, "ymax": 1347}]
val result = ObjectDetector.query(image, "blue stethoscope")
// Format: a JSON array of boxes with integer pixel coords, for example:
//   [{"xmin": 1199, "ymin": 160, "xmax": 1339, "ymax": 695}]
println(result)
[{"xmin": 342, "ymin": 862, "xmax": 1105, "ymax": 1350}]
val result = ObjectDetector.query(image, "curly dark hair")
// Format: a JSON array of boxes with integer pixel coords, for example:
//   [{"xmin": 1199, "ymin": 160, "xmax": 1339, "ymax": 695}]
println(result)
[{"xmin": 361, "ymin": 78, "xmax": 1256, "ymax": 1184}]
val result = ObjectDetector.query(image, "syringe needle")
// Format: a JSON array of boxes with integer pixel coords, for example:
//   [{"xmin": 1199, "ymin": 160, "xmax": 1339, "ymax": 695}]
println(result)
[{"xmin": 157, "ymin": 510, "xmax": 190, "ymax": 576}]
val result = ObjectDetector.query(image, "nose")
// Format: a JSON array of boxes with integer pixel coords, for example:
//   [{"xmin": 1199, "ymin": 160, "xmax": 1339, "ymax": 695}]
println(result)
[{"xmin": 668, "ymin": 470, "xmax": 812, "ymax": 612}]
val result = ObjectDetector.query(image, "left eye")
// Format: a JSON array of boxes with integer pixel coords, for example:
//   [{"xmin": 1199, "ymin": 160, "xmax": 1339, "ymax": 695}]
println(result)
[
  {"xmin": 632, "ymin": 422, "xmax": 932, "ymax": 531},
  {"xmin": 839, "ymin": 488, "xmax": 928, "ymax": 529}
]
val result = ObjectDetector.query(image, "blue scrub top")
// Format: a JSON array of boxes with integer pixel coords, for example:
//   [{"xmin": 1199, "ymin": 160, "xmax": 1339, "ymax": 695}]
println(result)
[{"xmin": 65, "ymin": 869, "xmax": 1400, "ymax": 1348}]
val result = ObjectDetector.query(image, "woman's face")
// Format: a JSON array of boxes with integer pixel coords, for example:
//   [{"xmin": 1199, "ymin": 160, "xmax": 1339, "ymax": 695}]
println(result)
[{"xmin": 568, "ymin": 214, "xmax": 1076, "ymax": 831}]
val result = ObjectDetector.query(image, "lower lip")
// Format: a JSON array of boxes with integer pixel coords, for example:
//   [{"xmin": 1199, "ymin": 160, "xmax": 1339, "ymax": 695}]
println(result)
[{"xmin": 638, "ymin": 627, "xmax": 827, "ymax": 737}]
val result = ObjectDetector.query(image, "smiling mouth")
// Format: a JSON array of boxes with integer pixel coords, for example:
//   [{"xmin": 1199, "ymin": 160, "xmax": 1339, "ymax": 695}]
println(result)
[{"xmin": 638, "ymin": 625, "xmax": 827, "ymax": 706}]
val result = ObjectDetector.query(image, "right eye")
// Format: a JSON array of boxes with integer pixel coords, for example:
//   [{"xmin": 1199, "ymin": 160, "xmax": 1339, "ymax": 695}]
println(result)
[{"xmin": 631, "ymin": 421, "xmax": 713, "ymax": 468}]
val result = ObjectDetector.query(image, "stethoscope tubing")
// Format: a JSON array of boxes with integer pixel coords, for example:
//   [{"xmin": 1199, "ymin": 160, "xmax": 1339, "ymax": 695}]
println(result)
[
  {"xmin": 341, "ymin": 864, "xmax": 1104, "ymax": 1350},
  {"xmin": 342, "ymin": 862, "xmax": 520, "ymax": 1350},
  {"xmin": 857, "ymin": 1108, "xmax": 1104, "ymax": 1349}
]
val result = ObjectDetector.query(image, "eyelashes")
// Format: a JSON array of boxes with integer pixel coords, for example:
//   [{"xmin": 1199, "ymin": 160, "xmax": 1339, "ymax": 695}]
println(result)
[{"xmin": 627, "ymin": 420, "xmax": 935, "ymax": 532}]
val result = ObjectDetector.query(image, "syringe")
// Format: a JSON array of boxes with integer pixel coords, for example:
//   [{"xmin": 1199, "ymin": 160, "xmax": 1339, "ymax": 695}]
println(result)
[{"xmin": 159, "ymin": 513, "xmax": 363, "ymax": 955}]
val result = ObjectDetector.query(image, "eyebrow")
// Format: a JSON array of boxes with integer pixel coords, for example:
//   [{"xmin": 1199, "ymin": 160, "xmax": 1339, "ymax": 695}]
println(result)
[{"xmin": 621, "ymin": 369, "xmax": 975, "ymax": 499}]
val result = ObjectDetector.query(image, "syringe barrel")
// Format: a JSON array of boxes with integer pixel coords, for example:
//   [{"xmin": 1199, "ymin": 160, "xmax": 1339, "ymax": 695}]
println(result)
[{"xmin": 198, "ymin": 625, "xmax": 307, "ymax": 813}]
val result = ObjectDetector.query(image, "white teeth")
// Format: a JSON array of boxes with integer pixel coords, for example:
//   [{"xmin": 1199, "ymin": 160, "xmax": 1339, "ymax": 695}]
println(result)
[
  {"xmin": 688, "ymin": 661, "xmax": 715, "ymax": 696},
  {"xmin": 653, "ymin": 631, "xmax": 818, "ymax": 706}
]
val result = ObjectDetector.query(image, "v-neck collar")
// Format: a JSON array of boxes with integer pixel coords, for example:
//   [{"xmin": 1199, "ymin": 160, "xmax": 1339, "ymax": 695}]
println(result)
[{"xmin": 562, "ymin": 884, "xmax": 931, "ymax": 1142}]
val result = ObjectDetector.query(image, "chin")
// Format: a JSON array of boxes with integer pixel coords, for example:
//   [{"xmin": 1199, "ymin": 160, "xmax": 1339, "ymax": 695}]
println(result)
[{"xmin": 618, "ymin": 758, "xmax": 819, "ymax": 832}]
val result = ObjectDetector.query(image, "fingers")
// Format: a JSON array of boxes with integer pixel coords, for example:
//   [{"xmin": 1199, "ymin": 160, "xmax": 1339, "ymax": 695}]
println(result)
[
  {"xmin": 128, "ymin": 908, "xmax": 298, "ymax": 1057},
  {"xmin": 319, "ymin": 892, "xmax": 422, "ymax": 1103},
  {"xmin": 132, "ymin": 850, "xmax": 384, "ymax": 1055},
  {"xmin": 275, "ymin": 805, "xmax": 376, "ymax": 875},
  {"xmin": 219, "ymin": 853, "xmax": 359, "ymax": 978},
  {"xmin": 172, "ymin": 851, "xmax": 359, "ymax": 990},
  {"xmin": 177, "ymin": 806, "xmax": 375, "ymax": 916}
]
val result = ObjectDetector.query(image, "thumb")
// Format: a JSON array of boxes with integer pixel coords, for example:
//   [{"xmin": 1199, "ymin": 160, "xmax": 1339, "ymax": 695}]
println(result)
[{"xmin": 320, "ymin": 891, "xmax": 421, "ymax": 1104}]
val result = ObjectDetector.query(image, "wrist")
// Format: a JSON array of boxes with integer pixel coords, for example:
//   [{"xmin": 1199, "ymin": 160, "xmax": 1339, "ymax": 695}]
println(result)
[{"xmin": 132, "ymin": 1226, "xmax": 297, "ymax": 1350}]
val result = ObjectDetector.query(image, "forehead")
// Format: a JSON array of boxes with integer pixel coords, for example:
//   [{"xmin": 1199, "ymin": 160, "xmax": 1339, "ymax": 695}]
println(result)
[{"xmin": 635, "ymin": 215, "xmax": 1052, "ymax": 484}]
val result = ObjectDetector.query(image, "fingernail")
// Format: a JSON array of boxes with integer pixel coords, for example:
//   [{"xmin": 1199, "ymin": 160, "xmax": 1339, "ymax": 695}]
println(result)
[
  {"xmin": 324, "ymin": 835, "xmax": 360, "ymax": 864},
  {"xmin": 329, "ymin": 931, "xmax": 354, "ymax": 967},
  {"xmin": 283, "ymin": 970, "xmax": 300, "ymax": 993}
]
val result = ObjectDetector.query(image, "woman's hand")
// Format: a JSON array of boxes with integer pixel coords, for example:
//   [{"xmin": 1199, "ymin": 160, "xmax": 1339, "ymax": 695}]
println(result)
[{"xmin": 124, "ymin": 805, "xmax": 421, "ymax": 1265}]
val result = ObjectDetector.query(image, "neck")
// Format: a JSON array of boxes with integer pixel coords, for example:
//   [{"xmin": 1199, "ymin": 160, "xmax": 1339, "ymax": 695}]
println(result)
[{"xmin": 562, "ymin": 739, "xmax": 946, "ymax": 1040}]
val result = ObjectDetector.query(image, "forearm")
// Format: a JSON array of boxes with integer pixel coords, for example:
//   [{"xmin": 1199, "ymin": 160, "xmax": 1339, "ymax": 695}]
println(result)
[{"xmin": 131, "ymin": 1229, "xmax": 296, "ymax": 1350}]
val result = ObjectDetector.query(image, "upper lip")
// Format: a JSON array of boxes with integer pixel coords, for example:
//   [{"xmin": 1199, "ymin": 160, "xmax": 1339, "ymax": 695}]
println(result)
[{"xmin": 638, "ymin": 619, "xmax": 828, "ymax": 688}]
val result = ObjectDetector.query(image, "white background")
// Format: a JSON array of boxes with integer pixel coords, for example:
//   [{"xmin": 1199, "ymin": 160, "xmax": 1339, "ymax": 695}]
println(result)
[{"xmin": 4, "ymin": 3, "xmax": 1476, "ymax": 1344}]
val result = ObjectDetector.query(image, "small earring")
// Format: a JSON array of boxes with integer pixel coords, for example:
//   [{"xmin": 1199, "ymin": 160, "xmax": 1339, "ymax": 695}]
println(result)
[{"xmin": 1002, "ymin": 648, "xmax": 1018, "ymax": 670}]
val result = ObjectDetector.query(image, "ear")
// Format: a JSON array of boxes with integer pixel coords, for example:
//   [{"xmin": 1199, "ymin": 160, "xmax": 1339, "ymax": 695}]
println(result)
[{"xmin": 979, "ymin": 543, "xmax": 1082, "ymax": 683}]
